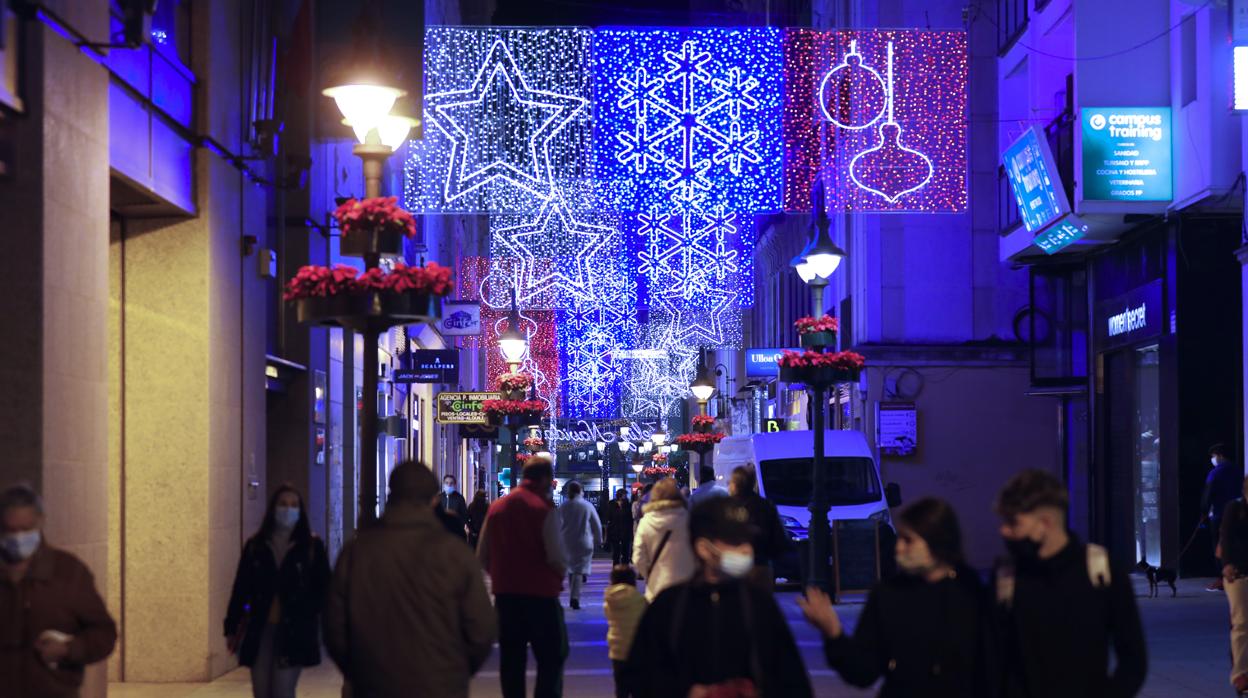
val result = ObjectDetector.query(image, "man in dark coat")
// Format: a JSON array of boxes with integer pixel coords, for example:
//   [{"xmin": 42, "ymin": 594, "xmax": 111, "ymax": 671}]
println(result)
[
  {"xmin": 440, "ymin": 474, "xmax": 471, "ymax": 540},
  {"xmin": 1204, "ymin": 444, "xmax": 1242, "ymax": 591},
  {"xmin": 325, "ymin": 462, "xmax": 497, "ymax": 698},
  {"xmin": 1, "ymin": 484, "xmax": 117, "ymax": 698},
  {"xmin": 994, "ymin": 469, "xmax": 1147, "ymax": 698},
  {"xmin": 728, "ymin": 466, "xmax": 789, "ymax": 591},
  {"xmin": 626, "ymin": 497, "xmax": 813, "ymax": 698},
  {"xmin": 604, "ymin": 488, "xmax": 634, "ymax": 566}
]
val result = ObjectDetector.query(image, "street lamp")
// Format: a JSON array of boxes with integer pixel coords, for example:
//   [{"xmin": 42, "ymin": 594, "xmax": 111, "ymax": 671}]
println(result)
[
  {"xmin": 690, "ymin": 352, "xmax": 717, "ymax": 412},
  {"xmin": 323, "ymin": 63, "xmax": 414, "ymax": 526},
  {"xmin": 650, "ymin": 427, "xmax": 667, "ymax": 448},
  {"xmin": 498, "ymin": 289, "xmax": 528, "ymax": 370},
  {"xmin": 793, "ymin": 178, "xmax": 847, "ymax": 594},
  {"xmin": 790, "ymin": 179, "xmax": 846, "ymax": 317}
]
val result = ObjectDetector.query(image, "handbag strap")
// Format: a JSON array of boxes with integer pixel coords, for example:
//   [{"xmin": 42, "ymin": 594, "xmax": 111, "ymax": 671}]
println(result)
[{"xmin": 648, "ymin": 529, "xmax": 674, "ymax": 580}]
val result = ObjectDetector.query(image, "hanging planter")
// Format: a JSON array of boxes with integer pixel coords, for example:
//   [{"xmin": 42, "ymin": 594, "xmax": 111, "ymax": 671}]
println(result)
[
  {"xmin": 691, "ymin": 415, "xmax": 716, "ymax": 434},
  {"xmin": 795, "ymin": 315, "xmax": 839, "ymax": 349},
  {"xmin": 779, "ymin": 365, "xmax": 859, "ymax": 387},
  {"xmin": 285, "ymin": 262, "xmax": 453, "ymax": 329},
  {"xmin": 777, "ymin": 349, "xmax": 866, "ymax": 388},
  {"xmin": 333, "ymin": 196, "xmax": 417, "ymax": 259}
]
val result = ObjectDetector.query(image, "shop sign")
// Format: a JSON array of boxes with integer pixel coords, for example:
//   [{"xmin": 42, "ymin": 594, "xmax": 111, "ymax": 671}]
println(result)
[
  {"xmin": 1080, "ymin": 107, "xmax": 1172, "ymax": 203},
  {"xmin": 436, "ymin": 391, "xmax": 501, "ymax": 424},
  {"xmin": 1033, "ymin": 216, "xmax": 1089, "ymax": 255},
  {"xmin": 762, "ymin": 418, "xmax": 788, "ymax": 432},
  {"xmin": 439, "ymin": 301, "xmax": 481, "ymax": 336},
  {"xmin": 1095, "ymin": 280, "xmax": 1163, "ymax": 350},
  {"xmin": 745, "ymin": 348, "xmax": 801, "ymax": 377},
  {"xmin": 397, "ymin": 349, "xmax": 460, "ymax": 383},
  {"xmin": 1003, "ymin": 126, "xmax": 1069, "ymax": 233}
]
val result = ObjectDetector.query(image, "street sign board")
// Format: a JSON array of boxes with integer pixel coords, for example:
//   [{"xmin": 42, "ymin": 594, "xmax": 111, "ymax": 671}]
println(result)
[
  {"xmin": 439, "ymin": 301, "xmax": 481, "ymax": 336},
  {"xmin": 1080, "ymin": 107, "xmax": 1172, "ymax": 202},
  {"xmin": 396, "ymin": 349, "xmax": 460, "ymax": 384},
  {"xmin": 1002, "ymin": 126, "xmax": 1069, "ymax": 233},
  {"xmin": 436, "ymin": 391, "xmax": 501, "ymax": 424}
]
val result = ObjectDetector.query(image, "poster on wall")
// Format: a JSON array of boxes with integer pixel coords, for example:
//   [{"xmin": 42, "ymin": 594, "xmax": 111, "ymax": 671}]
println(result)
[
  {"xmin": 876, "ymin": 401, "xmax": 917, "ymax": 456},
  {"xmin": 1080, "ymin": 107, "xmax": 1172, "ymax": 203}
]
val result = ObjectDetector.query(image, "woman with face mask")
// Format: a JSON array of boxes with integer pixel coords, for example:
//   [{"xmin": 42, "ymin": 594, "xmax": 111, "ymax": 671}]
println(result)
[
  {"xmin": 625, "ymin": 496, "xmax": 814, "ymax": 698},
  {"xmin": 224, "ymin": 484, "xmax": 331, "ymax": 698},
  {"xmin": 798, "ymin": 497, "xmax": 992, "ymax": 698}
]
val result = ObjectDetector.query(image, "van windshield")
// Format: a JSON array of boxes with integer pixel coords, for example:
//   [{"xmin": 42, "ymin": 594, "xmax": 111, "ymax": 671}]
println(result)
[{"xmin": 758, "ymin": 457, "xmax": 881, "ymax": 506}]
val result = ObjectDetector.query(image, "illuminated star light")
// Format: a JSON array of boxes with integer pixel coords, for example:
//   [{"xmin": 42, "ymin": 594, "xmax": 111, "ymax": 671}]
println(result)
[
  {"xmin": 652, "ymin": 286, "xmax": 740, "ymax": 348},
  {"xmin": 426, "ymin": 39, "xmax": 588, "ymax": 206},
  {"xmin": 491, "ymin": 191, "xmax": 617, "ymax": 308}
]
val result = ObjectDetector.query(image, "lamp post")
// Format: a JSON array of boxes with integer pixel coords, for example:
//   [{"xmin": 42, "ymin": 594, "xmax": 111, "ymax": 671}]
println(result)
[
  {"xmin": 597, "ymin": 439, "xmax": 607, "ymax": 499},
  {"xmin": 616, "ymin": 438, "xmax": 630, "ymax": 496},
  {"xmin": 791, "ymin": 179, "xmax": 846, "ymax": 592},
  {"xmin": 689, "ymin": 351, "xmax": 717, "ymax": 489},
  {"xmin": 496, "ymin": 290, "xmax": 528, "ymax": 489},
  {"xmin": 323, "ymin": 71, "xmax": 416, "ymax": 527}
]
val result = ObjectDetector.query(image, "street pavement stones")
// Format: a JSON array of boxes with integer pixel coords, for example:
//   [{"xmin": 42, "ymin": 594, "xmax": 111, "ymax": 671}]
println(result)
[{"xmin": 110, "ymin": 559, "xmax": 1232, "ymax": 697}]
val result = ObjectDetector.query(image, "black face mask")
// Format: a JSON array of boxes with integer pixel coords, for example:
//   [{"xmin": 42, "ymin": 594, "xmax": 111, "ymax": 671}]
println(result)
[{"xmin": 1004, "ymin": 536, "xmax": 1042, "ymax": 563}]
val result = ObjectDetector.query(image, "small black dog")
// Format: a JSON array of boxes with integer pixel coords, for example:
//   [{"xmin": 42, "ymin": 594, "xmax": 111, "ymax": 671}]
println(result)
[{"xmin": 1136, "ymin": 559, "xmax": 1178, "ymax": 598}]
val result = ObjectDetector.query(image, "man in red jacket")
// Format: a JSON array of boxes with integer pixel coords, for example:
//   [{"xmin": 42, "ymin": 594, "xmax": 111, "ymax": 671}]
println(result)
[
  {"xmin": 0, "ymin": 484, "xmax": 116, "ymax": 698},
  {"xmin": 478, "ymin": 456, "xmax": 568, "ymax": 698}
]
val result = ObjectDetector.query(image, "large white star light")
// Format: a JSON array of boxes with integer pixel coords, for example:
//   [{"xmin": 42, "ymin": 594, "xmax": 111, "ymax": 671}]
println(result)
[
  {"xmin": 491, "ymin": 191, "xmax": 617, "ymax": 308},
  {"xmin": 409, "ymin": 27, "xmax": 593, "ymax": 213},
  {"xmin": 651, "ymin": 286, "xmax": 741, "ymax": 348}
]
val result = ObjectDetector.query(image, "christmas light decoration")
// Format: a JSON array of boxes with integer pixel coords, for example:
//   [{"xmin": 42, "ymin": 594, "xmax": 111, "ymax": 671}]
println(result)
[
  {"xmin": 592, "ymin": 27, "xmax": 783, "ymax": 213},
  {"xmin": 483, "ymin": 308, "xmax": 561, "ymax": 413},
  {"xmin": 406, "ymin": 27, "xmax": 593, "ymax": 213},
  {"xmin": 783, "ymin": 29, "xmax": 967, "ymax": 213}
]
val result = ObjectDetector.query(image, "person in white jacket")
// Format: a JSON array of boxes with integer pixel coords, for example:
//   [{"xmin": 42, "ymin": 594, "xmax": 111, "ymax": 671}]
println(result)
[
  {"xmin": 558, "ymin": 481, "xmax": 603, "ymax": 609},
  {"xmin": 632, "ymin": 478, "xmax": 696, "ymax": 601}
]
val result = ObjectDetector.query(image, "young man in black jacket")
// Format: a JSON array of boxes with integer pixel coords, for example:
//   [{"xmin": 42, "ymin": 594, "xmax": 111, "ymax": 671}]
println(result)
[
  {"xmin": 994, "ymin": 469, "xmax": 1147, "ymax": 698},
  {"xmin": 625, "ymin": 496, "xmax": 813, "ymax": 698}
]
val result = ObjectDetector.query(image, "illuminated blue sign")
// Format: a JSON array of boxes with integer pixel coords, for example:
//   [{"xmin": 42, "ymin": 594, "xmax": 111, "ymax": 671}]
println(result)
[
  {"xmin": 1034, "ymin": 216, "xmax": 1089, "ymax": 255},
  {"xmin": 1081, "ymin": 107, "xmax": 1172, "ymax": 202},
  {"xmin": 1003, "ymin": 127, "xmax": 1069, "ymax": 233},
  {"xmin": 745, "ymin": 347, "xmax": 800, "ymax": 377}
]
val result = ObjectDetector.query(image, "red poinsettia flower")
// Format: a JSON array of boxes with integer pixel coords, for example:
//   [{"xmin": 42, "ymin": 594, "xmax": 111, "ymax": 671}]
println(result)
[
  {"xmin": 481, "ymin": 399, "xmax": 547, "ymax": 416},
  {"xmin": 498, "ymin": 372, "xmax": 533, "ymax": 393},
  {"xmin": 794, "ymin": 315, "xmax": 840, "ymax": 335},
  {"xmin": 522, "ymin": 436, "xmax": 546, "ymax": 451},
  {"xmin": 283, "ymin": 264, "xmax": 362, "ymax": 301},
  {"xmin": 333, "ymin": 196, "xmax": 417, "ymax": 240},
  {"xmin": 643, "ymin": 465, "xmax": 677, "ymax": 478},
  {"xmin": 675, "ymin": 432, "xmax": 726, "ymax": 447},
  {"xmin": 691, "ymin": 415, "xmax": 715, "ymax": 428},
  {"xmin": 777, "ymin": 349, "xmax": 866, "ymax": 371}
]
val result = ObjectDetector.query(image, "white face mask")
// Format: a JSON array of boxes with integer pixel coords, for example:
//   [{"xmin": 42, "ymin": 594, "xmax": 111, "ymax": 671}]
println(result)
[
  {"xmin": 1213, "ymin": 456, "xmax": 1223, "ymax": 467},
  {"xmin": 443, "ymin": 484, "xmax": 456, "ymax": 495},
  {"xmin": 1, "ymin": 530, "xmax": 41, "ymax": 562},
  {"xmin": 273, "ymin": 507, "xmax": 300, "ymax": 530},
  {"xmin": 717, "ymin": 547, "xmax": 754, "ymax": 578}
]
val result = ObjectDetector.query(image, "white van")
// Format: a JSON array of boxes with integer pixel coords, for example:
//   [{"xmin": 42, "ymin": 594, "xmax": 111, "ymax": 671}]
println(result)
[{"xmin": 711, "ymin": 430, "xmax": 901, "ymax": 581}]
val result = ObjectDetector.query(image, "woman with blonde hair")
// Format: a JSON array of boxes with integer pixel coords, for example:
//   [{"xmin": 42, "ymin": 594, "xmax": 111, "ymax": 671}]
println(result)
[{"xmin": 632, "ymin": 478, "xmax": 696, "ymax": 601}]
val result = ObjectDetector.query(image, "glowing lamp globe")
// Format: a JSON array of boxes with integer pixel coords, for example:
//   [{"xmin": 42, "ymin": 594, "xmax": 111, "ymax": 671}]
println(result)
[
  {"xmin": 596, "ymin": 440, "xmax": 606, "ymax": 453},
  {"xmin": 618, "ymin": 440, "xmax": 630, "ymax": 453},
  {"xmin": 498, "ymin": 325, "xmax": 527, "ymax": 365},
  {"xmin": 632, "ymin": 463, "xmax": 644, "ymax": 473},
  {"xmin": 651, "ymin": 429, "xmax": 667, "ymax": 447},
  {"xmin": 323, "ymin": 84, "xmax": 405, "ymax": 141}
]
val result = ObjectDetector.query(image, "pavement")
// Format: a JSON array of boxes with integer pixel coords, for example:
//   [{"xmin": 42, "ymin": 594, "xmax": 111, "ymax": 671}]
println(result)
[{"xmin": 110, "ymin": 558, "xmax": 1234, "ymax": 697}]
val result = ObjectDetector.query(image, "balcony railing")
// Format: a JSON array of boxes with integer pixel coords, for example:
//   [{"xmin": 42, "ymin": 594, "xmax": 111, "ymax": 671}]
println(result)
[{"xmin": 998, "ymin": 0, "xmax": 1029, "ymax": 55}]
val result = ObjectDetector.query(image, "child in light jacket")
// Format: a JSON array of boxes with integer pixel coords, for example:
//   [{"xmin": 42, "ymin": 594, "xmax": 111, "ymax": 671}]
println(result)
[{"xmin": 604, "ymin": 564, "xmax": 647, "ymax": 698}]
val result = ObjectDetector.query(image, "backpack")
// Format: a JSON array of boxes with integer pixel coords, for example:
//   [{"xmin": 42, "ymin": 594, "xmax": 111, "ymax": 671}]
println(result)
[{"xmin": 995, "ymin": 542, "xmax": 1111, "ymax": 608}]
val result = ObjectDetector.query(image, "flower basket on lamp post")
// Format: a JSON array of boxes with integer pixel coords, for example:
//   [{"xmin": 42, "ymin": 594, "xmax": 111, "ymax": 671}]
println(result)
[
  {"xmin": 334, "ymin": 196, "xmax": 417, "ymax": 259},
  {"xmin": 795, "ymin": 315, "xmax": 839, "ymax": 349},
  {"xmin": 777, "ymin": 349, "xmax": 866, "ymax": 388},
  {"xmin": 285, "ymin": 262, "xmax": 453, "ymax": 330},
  {"xmin": 675, "ymin": 431, "xmax": 725, "ymax": 456}
]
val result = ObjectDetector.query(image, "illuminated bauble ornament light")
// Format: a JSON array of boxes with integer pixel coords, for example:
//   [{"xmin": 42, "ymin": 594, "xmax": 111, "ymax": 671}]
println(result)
[{"xmin": 818, "ymin": 40, "xmax": 887, "ymax": 130}]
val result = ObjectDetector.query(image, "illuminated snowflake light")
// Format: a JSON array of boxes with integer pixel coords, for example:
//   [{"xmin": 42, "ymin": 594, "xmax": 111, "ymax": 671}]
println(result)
[
  {"xmin": 592, "ymin": 27, "xmax": 783, "ymax": 213},
  {"xmin": 783, "ymin": 30, "xmax": 967, "ymax": 213},
  {"xmin": 406, "ymin": 27, "xmax": 593, "ymax": 214}
]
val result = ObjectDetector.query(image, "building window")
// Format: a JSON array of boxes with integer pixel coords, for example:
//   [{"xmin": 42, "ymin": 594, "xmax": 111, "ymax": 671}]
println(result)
[
  {"xmin": 998, "ymin": 0, "xmax": 1029, "ymax": 55},
  {"xmin": 1029, "ymin": 265, "xmax": 1088, "ymax": 387}
]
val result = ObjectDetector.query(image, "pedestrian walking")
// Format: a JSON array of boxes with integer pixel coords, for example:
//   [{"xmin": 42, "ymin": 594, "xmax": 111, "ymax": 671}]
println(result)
[
  {"xmin": 468, "ymin": 487, "xmax": 490, "ymax": 549},
  {"xmin": 325, "ymin": 461, "xmax": 496, "ymax": 698},
  {"xmin": 728, "ymin": 466, "xmax": 789, "ymax": 591},
  {"xmin": 631, "ymin": 488, "xmax": 646, "ymax": 530},
  {"xmin": 604, "ymin": 564, "xmax": 647, "ymax": 698},
  {"xmin": 605, "ymin": 488, "xmax": 635, "ymax": 566},
  {"xmin": 632, "ymin": 479, "xmax": 696, "ymax": 601},
  {"xmin": 478, "ymin": 455, "xmax": 569, "ymax": 698},
  {"xmin": 994, "ymin": 468, "xmax": 1147, "ymax": 698},
  {"xmin": 625, "ymin": 496, "xmax": 814, "ymax": 698},
  {"xmin": 559, "ymin": 481, "xmax": 603, "ymax": 610},
  {"xmin": 798, "ymin": 497, "xmax": 992, "ymax": 698},
  {"xmin": 0, "ymin": 484, "xmax": 117, "ymax": 698},
  {"xmin": 224, "ymin": 484, "xmax": 331, "ymax": 698},
  {"xmin": 440, "ymin": 474, "xmax": 471, "ymax": 540},
  {"xmin": 1204, "ymin": 444, "xmax": 1241, "ymax": 591},
  {"xmin": 1219, "ymin": 476, "xmax": 1248, "ymax": 693},
  {"xmin": 689, "ymin": 465, "xmax": 728, "ymax": 509}
]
